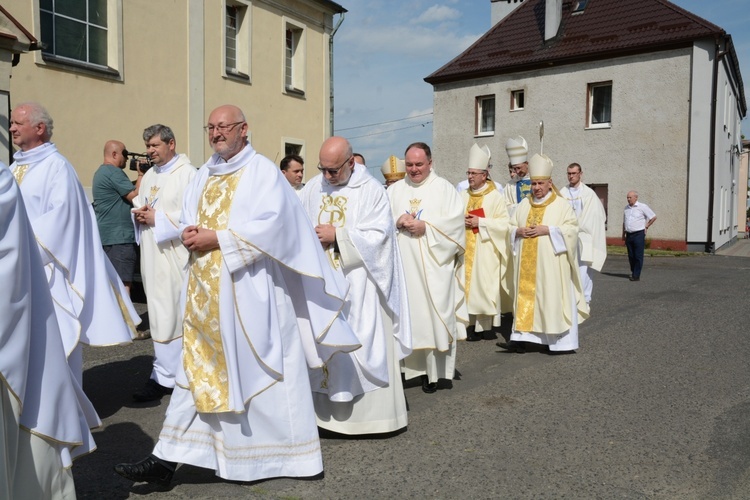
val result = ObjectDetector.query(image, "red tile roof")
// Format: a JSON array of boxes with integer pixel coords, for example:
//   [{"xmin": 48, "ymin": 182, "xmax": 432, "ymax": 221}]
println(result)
[{"xmin": 426, "ymin": 0, "xmax": 725, "ymax": 83}]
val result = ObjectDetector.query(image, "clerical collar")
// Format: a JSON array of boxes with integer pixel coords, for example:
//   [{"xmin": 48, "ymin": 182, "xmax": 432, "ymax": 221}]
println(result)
[
  {"xmin": 469, "ymin": 182, "xmax": 495, "ymax": 196},
  {"xmin": 323, "ymin": 162, "xmax": 365, "ymax": 188},
  {"xmin": 406, "ymin": 169, "xmax": 433, "ymax": 187},
  {"xmin": 13, "ymin": 142, "xmax": 57, "ymax": 164},
  {"xmin": 204, "ymin": 141, "xmax": 255, "ymax": 175},
  {"xmin": 154, "ymin": 154, "xmax": 180, "ymax": 174},
  {"xmin": 532, "ymin": 190, "xmax": 554, "ymax": 204}
]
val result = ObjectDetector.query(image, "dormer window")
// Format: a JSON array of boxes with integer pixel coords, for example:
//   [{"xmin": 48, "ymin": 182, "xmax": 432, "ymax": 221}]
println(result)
[{"xmin": 572, "ymin": 0, "xmax": 588, "ymax": 14}]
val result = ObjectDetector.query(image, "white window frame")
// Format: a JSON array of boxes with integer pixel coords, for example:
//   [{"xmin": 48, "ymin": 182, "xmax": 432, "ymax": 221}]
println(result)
[
  {"xmin": 223, "ymin": 0, "xmax": 252, "ymax": 82},
  {"xmin": 475, "ymin": 95, "xmax": 495, "ymax": 136},
  {"xmin": 511, "ymin": 89, "xmax": 525, "ymax": 111},
  {"xmin": 35, "ymin": 0, "xmax": 123, "ymax": 79},
  {"xmin": 282, "ymin": 17, "xmax": 306, "ymax": 96},
  {"xmin": 282, "ymin": 138, "xmax": 305, "ymax": 159},
  {"xmin": 587, "ymin": 81, "xmax": 612, "ymax": 129}
]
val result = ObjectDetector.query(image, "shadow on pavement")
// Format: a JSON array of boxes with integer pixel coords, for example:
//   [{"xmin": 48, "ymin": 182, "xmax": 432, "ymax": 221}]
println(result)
[
  {"xmin": 82, "ymin": 355, "xmax": 155, "ymax": 419},
  {"xmin": 74, "ymin": 422, "xmax": 156, "ymax": 499}
]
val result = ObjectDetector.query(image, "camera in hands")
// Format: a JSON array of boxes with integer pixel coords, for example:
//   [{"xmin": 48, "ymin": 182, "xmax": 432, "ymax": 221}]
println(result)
[{"xmin": 124, "ymin": 150, "xmax": 153, "ymax": 173}]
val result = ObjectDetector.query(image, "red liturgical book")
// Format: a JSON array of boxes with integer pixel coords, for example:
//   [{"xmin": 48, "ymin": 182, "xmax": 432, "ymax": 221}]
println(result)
[{"xmin": 468, "ymin": 208, "xmax": 485, "ymax": 233}]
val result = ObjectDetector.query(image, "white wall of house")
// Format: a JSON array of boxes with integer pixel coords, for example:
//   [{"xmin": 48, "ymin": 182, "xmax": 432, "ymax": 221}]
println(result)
[
  {"xmin": 431, "ymin": 48, "xmax": 693, "ymax": 242},
  {"xmin": 686, "ymin": 40, "xmax": 714, "ymax": 248},
  {"xmin": 686, "ymin": 38, "xmax": 745, "ymax": 251}
]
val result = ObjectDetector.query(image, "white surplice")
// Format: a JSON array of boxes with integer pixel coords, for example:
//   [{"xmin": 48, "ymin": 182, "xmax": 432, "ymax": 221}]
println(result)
[
  {"xmin": 299, "ymin": 164, "xmax": 412, "ymax": 434},
  {"xmin": 133, "ymin": 154, "xmax": 196, "ymax": 387},
  {"xmin": 0, "ymin": 162, "xmax": 99, "ymax": 499},
  {"xmin": 388, "ymin": 170, "xmax": 466, "ymax": 383},
  {"xmin": 509, "ymin": 192, "xmax": 589, "ymax": 350},
  {"xmin": 10, "ymin": 143, "xmax": 139, "ymax": 380},
  {"xmin": 152, "ymin": 143, "xmax": 360, "ymax": 481},
  {"xmin": 560, "ymin": 183, "xmax": 608, "ymax": 303}
]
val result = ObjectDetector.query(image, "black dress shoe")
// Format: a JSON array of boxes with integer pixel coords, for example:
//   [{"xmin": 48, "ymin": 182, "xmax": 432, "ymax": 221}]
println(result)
[
  {"xmin": 465, "ymin": 326, "xmax": 481, "ymax": 342},
  {"xmin": 133, "ymin": 379, "xmax": 174, "ymax": 402},
  {"xmin": 421, "ymin": 375, "xmax": 437, "ymax": 394},
  {"xmin": 482, "ymin": 330, "xmax": 498, "ymax": 341},
  {"xmin": 495, "ymin": 341, "xmax": 525, "ymax": 353},
  {"xmin": 629, "ymin": 276, "xmax": 640, "ymax": 281},
  {"xmin": 114, "ymin": 455, "xmax": 176, "ymax": 486},
  {"xmin": 466, "ymin": 330, "xmax": 482, "ymax": 342}
]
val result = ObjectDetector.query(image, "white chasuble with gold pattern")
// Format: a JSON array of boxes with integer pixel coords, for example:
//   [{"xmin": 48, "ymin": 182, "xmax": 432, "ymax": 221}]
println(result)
[{"xmin": 9, "ymin": 143, "xmax": 139, "ymax": 359}]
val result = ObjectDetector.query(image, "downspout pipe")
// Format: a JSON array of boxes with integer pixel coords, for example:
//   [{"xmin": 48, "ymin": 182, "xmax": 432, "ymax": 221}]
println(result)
[
  {"xmin": 329, "ymin": 13, "xmax": 345, "ymax": 136},
  {"xmin": 707, "ymin": 36, "xmax": 729, "ymax": 253}
]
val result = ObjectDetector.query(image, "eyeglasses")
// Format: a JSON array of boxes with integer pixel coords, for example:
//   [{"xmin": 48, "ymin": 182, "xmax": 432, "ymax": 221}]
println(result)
[
  {"xmin": 466, "ymin": 171, "xmax": 486, "ymax": 177},
  {"xmin": 317, "ymin": 156, "xmax": 352, "ymax": 175},
  {"xmin": 203, "ymin": 122, "xmax": 244, "ymax": 134}
]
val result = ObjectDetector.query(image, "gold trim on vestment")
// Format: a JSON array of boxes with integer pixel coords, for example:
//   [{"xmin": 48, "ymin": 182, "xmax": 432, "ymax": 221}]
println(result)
[
  {"xmin": 111, "ymin": 282, "xmax": 138, "ymax": 337},
  {"xmin": 464, "ymin": 182, "xmax": 495, "ymax": 298},
  {"xmin": 226, "ymin": 231, "xmax": 361, "ymax": 356},
  {"xmin": 158, "ymin": 425, "xmax": 321, "ymax": 458},
  {"xmin": 318, "ymin": 193, "xmax": 348, "ymax": 270},
  {"xmin": 11, "ymin": 164, "xmax": 29, "ymax": 184},
  {"xmin": 515, "ymin": 192, "xmax": 556, "ymax": 332},
  {"xmin": 183, "ymin": 168, "xmax": 243, "ymax": 413}
]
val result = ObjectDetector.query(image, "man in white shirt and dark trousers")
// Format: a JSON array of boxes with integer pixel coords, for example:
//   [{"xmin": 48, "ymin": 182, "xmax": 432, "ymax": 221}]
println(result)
[{"xmin": 622, "ymin": 191, "xmax": 657, "ymax": 282}]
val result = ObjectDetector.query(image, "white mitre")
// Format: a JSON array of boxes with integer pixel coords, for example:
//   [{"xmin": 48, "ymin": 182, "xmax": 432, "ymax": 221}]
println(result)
[
  {"xmin": 468, "ymin": 143, "xmax": 491, "ymax": 171},
  {"xmin": 505, "ymin": 136, "xmax": 528, "ymax": 165}
]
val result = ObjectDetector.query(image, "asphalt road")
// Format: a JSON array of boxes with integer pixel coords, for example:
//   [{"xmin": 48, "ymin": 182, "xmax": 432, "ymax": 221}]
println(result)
[{"xmin": 74, "ymin": 252, "xmax": 750, "ymax": 499}]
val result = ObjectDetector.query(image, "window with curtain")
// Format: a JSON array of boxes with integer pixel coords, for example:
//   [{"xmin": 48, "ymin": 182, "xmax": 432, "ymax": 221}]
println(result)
[
  {"xmin": 476, "ymin": 95, "xmax": 495, "ymax": 135},
  {"xmin": 589, "ymin": 82, "xmax": 612, "ymax": 127}
]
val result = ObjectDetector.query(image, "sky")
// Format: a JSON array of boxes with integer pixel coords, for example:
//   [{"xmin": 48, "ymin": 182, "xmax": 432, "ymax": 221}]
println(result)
[{"xmin": 332, "ymin": 0, "xmax": 750, "ymax": 181}]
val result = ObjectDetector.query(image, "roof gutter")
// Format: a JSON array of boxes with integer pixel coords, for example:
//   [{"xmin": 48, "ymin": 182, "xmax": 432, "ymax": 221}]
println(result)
[
  {"xmin": 707, "ymin": 35, "xmax": 729, "ymax": 253},
  {"xmin": 329, "ymin": 12, "xmax": 345, "ymax": 136}
]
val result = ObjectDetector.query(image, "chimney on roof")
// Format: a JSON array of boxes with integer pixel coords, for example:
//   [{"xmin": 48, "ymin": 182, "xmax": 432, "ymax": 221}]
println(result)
[
  {"xmin": 491, "ymin": 0, "xmax": 525, "ymax": 27},
  {"xmin": 545, "ymin": 0, "xmax": 563, "ymax": 40}
]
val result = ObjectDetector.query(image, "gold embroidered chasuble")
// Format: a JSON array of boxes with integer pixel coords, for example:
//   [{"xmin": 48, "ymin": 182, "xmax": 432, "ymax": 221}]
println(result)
[
  {"xmin": 515, "ymin": 192, "xmax": 556, "ymax": 332},
  {"xmin": 183, "ymin": 167, "xmax": 244, "ymax": 412},
  {"xmin": 464, "ymin": 182, "xmax": 496, "ymax": 298}
]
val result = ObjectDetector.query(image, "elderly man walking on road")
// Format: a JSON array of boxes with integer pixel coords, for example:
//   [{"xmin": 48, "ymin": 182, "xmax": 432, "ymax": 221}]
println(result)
[
  {"xmin": 299, "ymin": 136, "xmax": 411, "ymax": 435},
  {"xmin": 622, "ymin": 191, "xmax": 657, "ymax": 281},
  {"xmin": 115, "ymin": 105, "xmax": 359, "ymax": 486}
]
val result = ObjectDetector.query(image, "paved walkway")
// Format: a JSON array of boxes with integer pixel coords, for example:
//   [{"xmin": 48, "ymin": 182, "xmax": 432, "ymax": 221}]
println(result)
[
  {"xmin": 716, "ymin": 236, "xmax": 750, "ymax": 257},
  {"xmin": 75, "ymin": 253, "xmax": 750, "ymax": 499}
]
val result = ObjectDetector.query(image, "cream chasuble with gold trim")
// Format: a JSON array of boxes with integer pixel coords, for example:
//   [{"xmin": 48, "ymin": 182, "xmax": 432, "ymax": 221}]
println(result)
[
  {"xmin": 462, "ymin": 182, "xmax": 512, "ymax": 316},
  {"xmin": 510, "ymin": 192, "xmax": 589, "ymax": 335}
]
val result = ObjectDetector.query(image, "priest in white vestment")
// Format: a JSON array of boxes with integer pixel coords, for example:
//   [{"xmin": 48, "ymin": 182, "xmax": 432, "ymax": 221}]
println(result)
[
  {"xmin": 559, "ymin": 163, "xmax": 607, "ymax": 304},
  {"xmin": 503, "ymin": 136, "xmax": 531, "ymax": 216},
  {"xmin": 389, "ymin": 142, "xmax": 467, "ymax": 394},
  {"xmin": 504, "ymin": 154, "xmax": 590, "ymax": 354},
  {"xmin": 115, "ymin": 105, "xmax": 360, "ymax": 486},
  {"xmin": 131, "ymin": 124, "xmax": 197, "ymax": 402},
  {"xmin": 299, "ymin": 137, "xmax": 412, "ymax": 435},
  {"xmin": 0, "ymin": 161, "xmax": 100, "ymax": 500},
  {"xmin": 461, "ymin": 144, "xmax": 512, "ymax": 342},
  {"xmin": 8, "ymin": 102, "xmax": 139, "ymax": 386}
]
